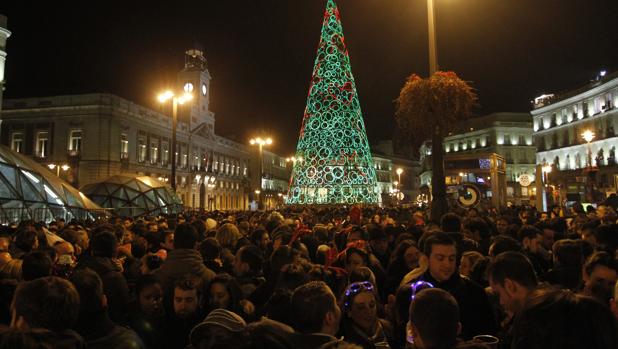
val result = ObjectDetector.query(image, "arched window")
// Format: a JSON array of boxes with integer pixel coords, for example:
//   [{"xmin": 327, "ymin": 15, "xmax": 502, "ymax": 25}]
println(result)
[
  {"xmin": 596, "ymin": 149, "xmax": 605, "ymax": 166},
  {"xmin": 553, "ymin": 156, "xmax": 560, "ymax": 170},
  {"xmin": 566, "ymin": 155, "xmax": 571, "ymax": 170}
]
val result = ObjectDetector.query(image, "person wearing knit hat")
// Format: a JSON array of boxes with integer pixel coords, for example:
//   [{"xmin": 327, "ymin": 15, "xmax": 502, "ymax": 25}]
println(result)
[{"xmin": 189, "ymin": 309, "xmax": 247, "ymax": 348}]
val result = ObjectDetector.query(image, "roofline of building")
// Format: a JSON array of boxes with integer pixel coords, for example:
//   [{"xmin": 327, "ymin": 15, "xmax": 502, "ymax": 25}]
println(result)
[{"xmin": 531, "ymin": 73, "xmax": 618, "ymax": 115}]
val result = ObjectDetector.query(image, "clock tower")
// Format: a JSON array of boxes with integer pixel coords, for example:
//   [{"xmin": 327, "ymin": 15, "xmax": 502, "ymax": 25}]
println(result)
[{"xmin": 177, "ymin": 46, "xmax": 215, "ymax": 137}]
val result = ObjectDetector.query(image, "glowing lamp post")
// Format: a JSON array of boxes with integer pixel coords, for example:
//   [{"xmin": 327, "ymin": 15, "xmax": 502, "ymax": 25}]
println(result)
[
  {"xmin": 48, "ymin": 163, "xmax": 70, "ymax": 177},
  {"xmin": 427, "ymin": 0, "xmax": 438, "ymax": 75},
  {"xmin": 158, "ymin": 90, "xmax": 193, "ymax": 191},
  {"xmin": 582, "ymin": 130, "xmax": 596, "ymax": 202},
  {"xmin": 542, "ymin": 164, "xmax": 552, "ymax": 184},
  {"xmin": 250, "ymin": 137, "xmax": 272, "ymax": 182},
  {"xmin": 582, "ymin": 130, "xmax": 595, "ymax": 168},
  {"xmin": 286, "ymin": 156, "xmax": 303, "ymax": 165},
  {"xmin": 396, "ymin": 168, "xmax": 403, "ymax": 186},
  {"xmin": 254, "ymin": 189, "xmax": 261, "ymax": 208}
]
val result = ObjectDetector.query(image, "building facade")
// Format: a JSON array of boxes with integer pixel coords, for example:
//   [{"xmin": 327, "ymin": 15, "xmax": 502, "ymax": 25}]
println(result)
[
  {"xmin": 0, "ymin": 15, "xmax": 10, "ymax": 110},
  {"xmin": 532, "ymin": 72, "xmax": 618, "ymax": 202},
  {"xmin": 254, "ymin": 149, "xmax": 290, "ymax": 210},
  {"xmin": 0, "ymin": 49, "xmax": 253, "ymax": 211},
  {"xmin": 420, "ymin": 112, "xmax": 537, "ymax": 205},
  {"xmin": 371, "ymin": 140, "xmax": 419, "ymax": 206}
]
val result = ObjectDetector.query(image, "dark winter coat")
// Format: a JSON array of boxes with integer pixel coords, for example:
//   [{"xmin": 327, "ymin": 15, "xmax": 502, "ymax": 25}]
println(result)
[
  {"xmin": 153, "ymin": 248, "xmax": 215, "ymax": 293},
  {"xmin": 74, "ymin": 310, "xmax": 144, "ymax": 349},
  {"xmin": 339, "ymin": 318, "xmax": 395, "ymax": 349},
  {"xmin": 417, "ymin": 270, "xmax": 498, "ymax": 340},
  {"xmin": 77, "ymin": 256, "xmax": 130, "ymax": 323}
]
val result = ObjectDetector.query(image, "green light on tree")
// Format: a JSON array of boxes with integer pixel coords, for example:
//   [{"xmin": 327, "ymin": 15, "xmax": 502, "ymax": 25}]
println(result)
[{"xmin": 286, "ymin": 0, "xmax": 379, "ymax": 205}]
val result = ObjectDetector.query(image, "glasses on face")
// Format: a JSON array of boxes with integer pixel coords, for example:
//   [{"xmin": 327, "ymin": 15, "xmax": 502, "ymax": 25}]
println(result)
[
  {"xmin": 344, "ymin": 281, "xmax": 375, "ymax": 309},
  {"xmin": 410, "ymin": 280, "xmax": 434, "ymax": 301}
]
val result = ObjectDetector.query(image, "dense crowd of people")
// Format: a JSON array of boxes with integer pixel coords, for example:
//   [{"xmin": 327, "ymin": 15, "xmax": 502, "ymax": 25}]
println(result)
[{"xmin": 0, "ymin": 198, "xmax": 617, "ymax": 349}]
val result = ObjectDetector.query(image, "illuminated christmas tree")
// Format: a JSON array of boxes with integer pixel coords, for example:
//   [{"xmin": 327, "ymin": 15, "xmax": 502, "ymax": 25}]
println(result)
[{"xmin": 286, "ymin": 0, "xmax": 379, "ymax": 205}]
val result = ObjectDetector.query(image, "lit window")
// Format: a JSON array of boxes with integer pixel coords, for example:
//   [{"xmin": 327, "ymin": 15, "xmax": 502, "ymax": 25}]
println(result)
[
  {"xmin": 68, "ymin": 130, "xmax": 82, "ymax": 152},
  {"xmin": 36, "ymin": 131, "xmax": 49, "ymax": 158},
  {"xmin": 11, "ymin": 132, "xmax": 23, "ymax": 153},
  {"xmin": 161, "ymin": 141, "xmax": 169, "ymax": 164},
  {"xmin": 150, "ymin": 140, "xmax": 159, "ymax": 164},
  {"xmin": 121, "ymin": 134, "xmax": 129, "ymax": 159},
  {"xmin": 193, "ymin": 152, "xmax": 200, "ymax": 170},
  {"xmin": 138, "ymin": 137, "xmax": 146, "ymax": 162}
]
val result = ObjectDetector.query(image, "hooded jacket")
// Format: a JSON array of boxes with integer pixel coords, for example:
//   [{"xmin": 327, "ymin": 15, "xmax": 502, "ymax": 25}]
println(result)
[{"xmin": 153, "ymin": 248, "xmax": 215, "ymax": 292}]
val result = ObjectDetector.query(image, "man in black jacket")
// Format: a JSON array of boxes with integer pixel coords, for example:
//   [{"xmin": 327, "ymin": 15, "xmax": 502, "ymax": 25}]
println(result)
[
  {"xmin": 153, "ymin": 223, "xmax": 215, "ymax": 294},
  {"xmin": 77, "ymin": 231, "xmax": 129, "ymax": 323},
  {"xmin": 164, "ymin": 278, "xmax": 204, "ymax": 349},
  {"xmin": 289, "ymin": 281, "xmax": 343, "ymax": 349},
  {"xmin": 441, "ymin": 213, "xmax": 479, "ymax": 262},
  {"xmin": 416, "ymin": 232, "xmax": 497, "ymax": 340},
  {"xmin": 9, "ymin": 276, "xmax": 86, "ymax": 349},
  {"xmin": 487, "ymin": 252, "xmax": 538, "ymax": 349},
  {"xmin": 70, "ymin": 268, "xmax": 144, "ymax": 349}
]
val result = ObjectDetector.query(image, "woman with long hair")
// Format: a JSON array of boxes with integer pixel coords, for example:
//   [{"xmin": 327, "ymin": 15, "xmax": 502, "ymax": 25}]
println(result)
[{"xmin": 339, "ymin": 281, "xmax": 394, "ymax": 349}]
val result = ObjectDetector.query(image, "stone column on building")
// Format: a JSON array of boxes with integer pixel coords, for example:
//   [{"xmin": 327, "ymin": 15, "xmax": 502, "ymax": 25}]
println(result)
[{"xmin": 0, "ymin": 15, "xmax": 11, "ymax": 112}]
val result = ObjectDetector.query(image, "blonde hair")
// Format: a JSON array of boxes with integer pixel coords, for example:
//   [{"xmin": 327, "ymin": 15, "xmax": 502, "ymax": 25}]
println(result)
[
  {"xmin": 462, "ymin": 251, "xmax": 484, "ymax": 269},
  {"xmin": 0, "ymin": 258, "xmax": 23, "ymax": 280},
  {"xmin": 216, "ymin": 223, "xmax": 241, "ymax": 249}
]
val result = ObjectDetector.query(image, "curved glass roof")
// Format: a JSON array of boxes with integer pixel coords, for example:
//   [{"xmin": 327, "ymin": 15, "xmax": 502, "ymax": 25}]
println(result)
[
  {"xmin": 80, "ymin": 174, "xmax": 184, "ymax": 217},
  {"xmin": 0, "ymin": 145, "xmax": 104, "ymax": 224}
]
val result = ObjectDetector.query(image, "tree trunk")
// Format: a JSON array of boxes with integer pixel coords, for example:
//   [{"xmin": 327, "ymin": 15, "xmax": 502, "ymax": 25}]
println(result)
[{"xmin": 430, "ymin": 124, "xmax": 448, "ymax": 222}]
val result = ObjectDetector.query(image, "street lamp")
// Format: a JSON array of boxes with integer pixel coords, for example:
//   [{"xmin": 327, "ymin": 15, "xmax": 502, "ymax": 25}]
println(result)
[
  {"xmin": 582, "ymin": 130, "xmax": 595, "ymax": 167},
  {"xmin": 48, "ymin": 163, "xmax": 70, "ymax": 177},
  {"xmin": 250, "ymin": 136, "xmax": 272, "ymax": 183},
  {"xmin": 582, "ymin": 129, "xmax": 596, "ymax": 202},
  {"xmin": 202, "ymin": 175, "xmax": 216, "ymax": 210},
  {"xmin": 542, "ymin": 162, "xmax": 552, "ymax": 190},
  {"xmin": 254, "ymin": 189, "xmax": 261, "ymax": 208},
  {"xmin": 542, "ymin": 163, "xmax": 552, "ymax": 185},
  {"xmin": 158, "ymin": 90, "xmax": 193, "ymax": 191},
  {"xmin": 286, "ymin": 156, "xmax": 303, "ymax": 164},
  {"xmin": 541, "ymin": 164, "xmax": 559, "ymax": 206},
  {"xmin": 427, "ymin": 0, "xmax": 438, "ymax": 74},
  {"xmin": 396, "ymin": 167, "xmax": 403, "ymax": 186}
]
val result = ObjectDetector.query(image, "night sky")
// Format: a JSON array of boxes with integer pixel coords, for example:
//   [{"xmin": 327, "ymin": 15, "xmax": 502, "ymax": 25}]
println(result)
[{"xmin": 1, "ymin": 0, "xmax": 617, "ymax": 155}]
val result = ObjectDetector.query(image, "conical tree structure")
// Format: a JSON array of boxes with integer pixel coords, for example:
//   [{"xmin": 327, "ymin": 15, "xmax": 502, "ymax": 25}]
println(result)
[{"xmin": 286, "ymin": 0, "xmax": 379, "ymax": 205}]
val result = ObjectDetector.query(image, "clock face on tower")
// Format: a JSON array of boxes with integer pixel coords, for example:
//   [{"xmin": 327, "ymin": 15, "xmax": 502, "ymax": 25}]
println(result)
[
  {"xmin": 201, "ymin": 83, "xmax": 207, "ymax": 96},
  {"xmin": 184, "ymin": 82, "xmax": 194, "ymax": 93}
]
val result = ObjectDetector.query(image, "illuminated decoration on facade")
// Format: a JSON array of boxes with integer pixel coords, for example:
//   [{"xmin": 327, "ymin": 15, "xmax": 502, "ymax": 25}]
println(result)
[
  {"xmin": 286, "ymin": 0, "xmax": 378, "ymax": 205},
  {"xmin": 532, "ymin": 71, "xmax": 618, "ymax": 202}
]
